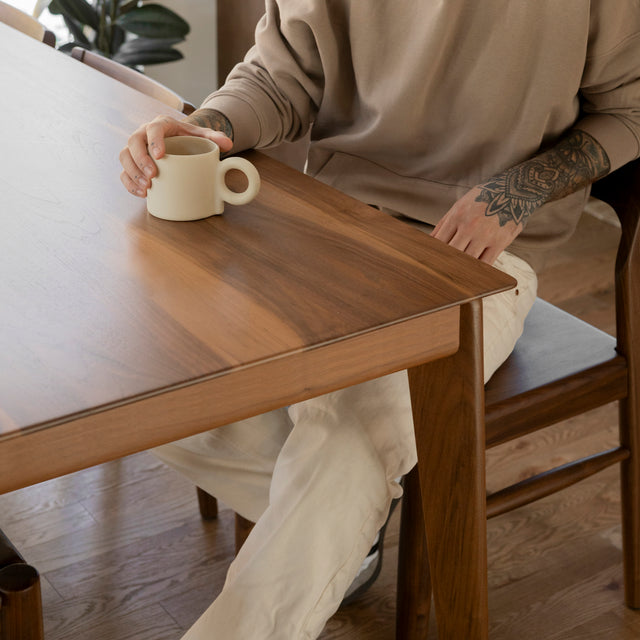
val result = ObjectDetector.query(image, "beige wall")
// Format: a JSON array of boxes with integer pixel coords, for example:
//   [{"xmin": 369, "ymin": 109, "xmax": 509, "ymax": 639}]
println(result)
[
  {"xmin": 146, "ymin": 0, "xmax": 218, "ymax": 107},
  {"xmin": 10, "ymin": 0, "xmax": 217, "ymax": 104}
]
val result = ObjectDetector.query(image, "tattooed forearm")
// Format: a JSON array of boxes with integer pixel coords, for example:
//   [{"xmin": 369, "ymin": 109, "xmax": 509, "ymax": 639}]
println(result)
[
  {"xmin": 475, "ymin": 129, "xmax": 611, "ymax": 227},
  {"xmin": 186, "ymin": 108, "xmax": 234, "ymax": 141}
]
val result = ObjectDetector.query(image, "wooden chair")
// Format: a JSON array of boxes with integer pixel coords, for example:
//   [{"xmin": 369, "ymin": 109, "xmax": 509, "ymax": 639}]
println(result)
[
  {"xmin": 217, "ymin": 0, "xmax": 308, "ymax": 171},
  {"xmin": 0, "ymin": 0, "xmax": 55, "ymax": 46},
  {"xmin": 0, "ymin": 530, "xmax": 44, "ymax": 639},
  {"xmin": 70, "ymin": 47, "xmax": 196, "ymax": 115},
  {"xmin": 397, "ymin": 158, "xmax": 640, "ymax": 638}
]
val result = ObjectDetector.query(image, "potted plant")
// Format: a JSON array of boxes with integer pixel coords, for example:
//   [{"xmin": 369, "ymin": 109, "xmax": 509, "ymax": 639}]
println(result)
[{"xmin": 34, "ymin": 0, "xmax": 189, "ymax": 67}]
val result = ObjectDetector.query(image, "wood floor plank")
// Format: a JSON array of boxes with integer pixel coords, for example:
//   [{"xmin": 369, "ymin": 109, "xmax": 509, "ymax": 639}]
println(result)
[
  {"xmin": 44, "ymin": 519, "xmax": 227, "ymax": 600},
  {"xmin": 42, "ymin": 600, "xmax": 181, "ymax": 640},
  {"xmin": 556, "ymin": 610, "xmax": 640, "ymax": 640},
  {"xmin": 8, "ymin": 461, "xmax": 213, "ymax": 574},
  {"xmin": 490, "ymin": 563, "xmax": 627, "ymax": 640},
  {"xmin": 0, "ymin": 500, "xmax": 96, "ymax": 550},
  {"xmin": 486, "ymin": 403, "xmax": 619, "ymax": 492}
]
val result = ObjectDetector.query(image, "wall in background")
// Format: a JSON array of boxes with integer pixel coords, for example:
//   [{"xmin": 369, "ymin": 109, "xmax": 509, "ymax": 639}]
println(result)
[
  {"xmin": 8, "ymin": 0, "xmax": 218, "ymax": 105},
  {"xmin": 146, "ymin": 0, "xmax": 218, "ymax": 106}
]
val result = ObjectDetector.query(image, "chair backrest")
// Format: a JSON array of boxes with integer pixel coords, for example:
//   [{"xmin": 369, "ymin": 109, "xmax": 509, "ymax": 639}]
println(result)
[
  {"xmin": 0, "ymin": 0, "xmax": 55, "ymax": 45},
  {"xmin": 217, "ymin": 0, "xmax": 308, "ymax": 170},
  {"xmin": 70, "ymin": 47, "xmax": 195, "ymax": 115},
  {"xmin": 590, "ymin": 158, "xmax": 640, "ymax": 360},
  {"xmin": 483, "ymin": 159, "xmax": 640, "ymax": 446}
]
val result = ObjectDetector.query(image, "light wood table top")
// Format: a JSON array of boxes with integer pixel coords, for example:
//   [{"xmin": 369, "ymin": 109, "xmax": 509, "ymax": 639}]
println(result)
[{"xmin": 0, "ymin": 24, "xmax": 513, "ymax": 500}]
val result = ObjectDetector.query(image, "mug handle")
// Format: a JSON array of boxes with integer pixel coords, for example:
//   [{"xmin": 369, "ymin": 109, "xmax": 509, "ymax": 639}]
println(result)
[{"xmin": 218, "ymin": 156, "xmax": 261, "ymax": 206}]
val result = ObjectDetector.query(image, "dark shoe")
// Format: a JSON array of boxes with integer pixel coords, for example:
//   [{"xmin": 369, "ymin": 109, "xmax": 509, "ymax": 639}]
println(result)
[{"xmin": 340, "ymin": 493, "xmax": 401, "ymax": 606}]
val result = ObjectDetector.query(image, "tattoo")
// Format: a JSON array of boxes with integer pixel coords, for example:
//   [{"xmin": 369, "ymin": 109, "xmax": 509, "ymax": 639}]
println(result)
[
  {"xmin": 475, "ymin": 130, "xmax": 610, "ymax": 227},
  {"xmin": 187, "ymin": 108, "xmax": 234, "ymax": 141}
]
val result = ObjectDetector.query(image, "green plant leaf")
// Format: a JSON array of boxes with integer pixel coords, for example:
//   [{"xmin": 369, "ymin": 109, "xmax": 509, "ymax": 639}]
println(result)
[
  {"xmin": 118, "ymin": 0, "xmax": 139, "ymax": 15},
  {"xmin": 116, "ymin": 36, "xmax": 182, "ymax": 54},
  {"xmin": 62, "ymin": 15, "xmax": 91, "ymax": 46},
  {"xmin": 113, "ymin": 46, "xmax": 183, "ymax": 66},
  {"xmin": 110, "ymin": 24, "xmax": 126, "ymax": 53},
  {"xmin": 116, "ymin": 4, "xmax": 189, "ymax": 39},
  {"xmin": 48, "ymin": 0, "xmax": 99, "ymax": 30},
  {"xmin": 58, "ymin": 41, "xmax": 89, "ymax": 53}
]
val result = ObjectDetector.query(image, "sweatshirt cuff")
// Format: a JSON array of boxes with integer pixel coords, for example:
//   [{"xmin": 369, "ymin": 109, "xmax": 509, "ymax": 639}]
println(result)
[
  {"xmin": 576, "ymin": 113, "xmax": 640, "ymax": 172},
  {"xmin": 200, "ymin": 93, "xmax": 263, "ymax": 153}
]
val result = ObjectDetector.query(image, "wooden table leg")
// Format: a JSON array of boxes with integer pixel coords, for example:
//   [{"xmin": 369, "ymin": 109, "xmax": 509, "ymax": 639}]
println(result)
[
  {"xmin": 407, "ymin": 300, "xmax": 488, "ymax": 639},
  {"xmin": 396, "ymin": 465, "xmax": 431, "ymax": 639},
  {"xmin": 0, "ymin": 529, "xmax": 44, "ymax": 640}
]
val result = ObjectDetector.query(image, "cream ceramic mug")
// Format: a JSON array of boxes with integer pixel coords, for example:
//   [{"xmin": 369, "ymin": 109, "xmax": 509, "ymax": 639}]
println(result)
[{"xmin": 146, "ymin": 136, "xmax": 260, "ymax": 221}]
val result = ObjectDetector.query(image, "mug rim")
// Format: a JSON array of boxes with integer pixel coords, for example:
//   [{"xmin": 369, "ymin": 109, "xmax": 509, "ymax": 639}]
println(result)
[{"xmin": 162, "ymin": 135, "xmax": 219, "ymax": 157}]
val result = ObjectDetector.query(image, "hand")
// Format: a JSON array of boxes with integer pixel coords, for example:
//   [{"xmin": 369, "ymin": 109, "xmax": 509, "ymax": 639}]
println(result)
[
  {"xmin": 431, "ymin": 128, "xmax": 612, "ymax": 264},
  {"xmin": 430, "ymin": 185, "xmax": 523, "ymax": 265},
  {"xmin": 119, "ymin": 114, "xmax": 233, "ymax": 198}
]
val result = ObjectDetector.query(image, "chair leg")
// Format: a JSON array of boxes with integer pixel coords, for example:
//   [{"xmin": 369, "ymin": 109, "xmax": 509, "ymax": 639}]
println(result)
[
  {"xmin": 618, "ymin": 245, "xmax": 640, "ymax": 609},
  {"xmin": 235, "ymin": 514, "xmax": 255, "ymax": 554},
  {"xmin": 195, "ymin": 488, "xmax": 254, "ymax": 554},
  {"xmin": 620, "ymin": 391, "xmax": 640, "ymax": 608},
  {"xmin": 407, "ymin": 300, "xmax": 489, "ymax": 639},
  {"xmin": 196, "ymin": 487, "xmax": 219, "ymax": 520},
  {"xmin": 0, "ymin": 529, "xmax": 22, "ymax": 570},
  {"xmin": 396, "ymin": 465, "xmax": 431, "ymax": 639},
  {"xmin": 0, "ymin": 563, "xmax": 44, "ymax": 640}
]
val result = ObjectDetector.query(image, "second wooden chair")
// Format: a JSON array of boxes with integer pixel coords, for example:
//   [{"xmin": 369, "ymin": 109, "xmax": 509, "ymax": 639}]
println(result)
[
  {"xmin": 70, "ymin": 47, "xmax": 195, "ymax": 115},
  {"xmin": 398, "ymin": 158, "xmax": 640, "ymax": 638},
  {"xmin": 0, "ymin": 0, "xmax": 55, "ymax": 46}
]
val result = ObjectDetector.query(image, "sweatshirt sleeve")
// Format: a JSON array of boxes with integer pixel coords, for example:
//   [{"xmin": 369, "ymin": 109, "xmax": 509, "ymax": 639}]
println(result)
[
  {"xmin": 200, "ymin": 0, "xmax": 324, "ymax": 152},
  {"xmin": 577, "ymin": 4, "xmax": 640, "ymax": 171}
]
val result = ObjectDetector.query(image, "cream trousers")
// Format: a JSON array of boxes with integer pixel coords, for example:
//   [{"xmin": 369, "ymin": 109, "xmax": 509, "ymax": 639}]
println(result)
[{"xmin": 152, "ymin": 250, "xmax": 537, "ymax": 640}]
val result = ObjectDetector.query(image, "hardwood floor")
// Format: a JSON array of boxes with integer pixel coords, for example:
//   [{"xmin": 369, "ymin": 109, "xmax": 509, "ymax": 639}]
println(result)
[{"xmin": 2, "ymin": 201, "xmax": 637, "ymax": 638}]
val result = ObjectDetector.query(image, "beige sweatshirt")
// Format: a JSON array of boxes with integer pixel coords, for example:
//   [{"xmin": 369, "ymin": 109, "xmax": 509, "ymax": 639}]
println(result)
[{"xmin": 203, "ymin": 1, "xmax": 640, "ymax": 262}]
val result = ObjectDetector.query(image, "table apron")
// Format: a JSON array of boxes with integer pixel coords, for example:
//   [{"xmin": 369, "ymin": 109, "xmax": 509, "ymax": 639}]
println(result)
[{"xmin": 0, "ymin": 306, "xmax": 459, "ymax": 495}]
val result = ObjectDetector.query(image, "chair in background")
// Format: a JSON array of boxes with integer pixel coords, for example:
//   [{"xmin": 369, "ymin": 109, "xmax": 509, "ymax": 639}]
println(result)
[
  {"xmin": 70, "ymin": 47, "xmax": 196, "ymax": 115},
  {"xmin": 217, "ymin": 0, "xmax": 308, "ymax": 171},
  {"xmin": 0, "ymin": 0, "xmax": 55, "ymax": 46},
  {"xmin": 398, "ymin": 158, "xmax": 640, "ymax": 638}
]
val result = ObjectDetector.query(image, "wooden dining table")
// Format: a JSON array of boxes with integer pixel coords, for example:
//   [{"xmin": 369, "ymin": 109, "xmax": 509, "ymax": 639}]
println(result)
[{"xmin": 0, "ymin": 23, "xmax": 515, "ymax": 639}]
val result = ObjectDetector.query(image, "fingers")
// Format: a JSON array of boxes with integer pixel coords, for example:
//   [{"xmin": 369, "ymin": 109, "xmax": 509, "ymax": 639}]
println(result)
[
  {"xmin": 432, "ymin": 219, "xmax": 478, "ymax": 255},
  {"xmin": 434, "ymin": 221, "xmax": 502, "ymax": 258},
  {"xmin": 431, "ymin": 213, "xmax": 503, "ymax": 262},
  {"xmin": 478, "ymin": 246, "xmax": 502, "ymax": 265},
  {"xmin": 130, "ymin": 116, "xmax": 175, "ymax": 179},
  {"xmin": 118, "ymin": 117, "xmax": 170, "ymax": 197},
  {"xmin": 119, "ymin": 114, "xmax": 234, "ymax": 198},
  {"xmin": 119, "ymin": 163, "xmax": 147, "ymax": 198},
  {"xmin": 181, "ymin": 124, "xmax": 234, "ymax": 153},
  {"xmin": 430, "ymin": 218, "xmax": 454, "ymax": 244},
  {"xmin": 118, "ymin": 143, "xmax": 150, "ymax": 198}
]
